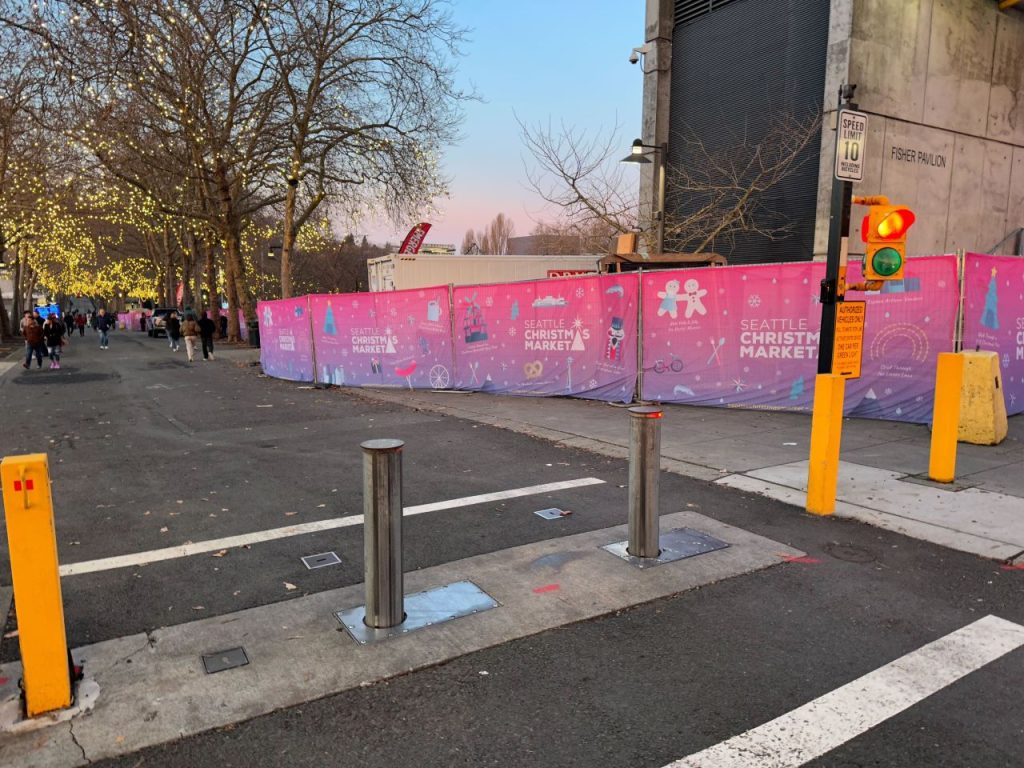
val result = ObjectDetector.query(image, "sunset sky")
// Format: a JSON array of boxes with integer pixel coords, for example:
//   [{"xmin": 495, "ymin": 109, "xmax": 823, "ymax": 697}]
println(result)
[{"xmin": 360, "ymin": 0, "xmax": 644, "ymax": 251}]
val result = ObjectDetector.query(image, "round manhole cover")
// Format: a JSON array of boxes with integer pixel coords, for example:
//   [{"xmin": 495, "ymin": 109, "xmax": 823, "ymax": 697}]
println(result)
[{"xmin": 824, "ymin": 543, "xmax": 876, "ymax": 563}]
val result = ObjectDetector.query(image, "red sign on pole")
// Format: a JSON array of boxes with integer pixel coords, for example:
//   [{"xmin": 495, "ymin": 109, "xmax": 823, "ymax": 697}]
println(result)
[{"xmin": 398, "ymin": 223, "xmax": 432, "ymax": 254}]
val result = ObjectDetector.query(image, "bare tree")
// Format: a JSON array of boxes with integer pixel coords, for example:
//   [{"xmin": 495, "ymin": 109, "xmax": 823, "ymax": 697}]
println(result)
[
  {"xmin": 484, "ymin": 213, "xmax": 515, "ymax": 255},
  {"xmin": 460, "ymin": 228, "xmax": 477, "ymax": 255},
  {"xmin": 519, "ymin": 118, "xmax": 638, "ymax": 243},
  {"xmin": 664, "ymin": 112, "xmax": 823, "ymax": 253},
  {"xmin": 520, "ymin": 112, "xmax": 822, "ymax": 256},
  {"xmin": 260, "ymin": 0, "xmax": 470, "ymax": 297}
]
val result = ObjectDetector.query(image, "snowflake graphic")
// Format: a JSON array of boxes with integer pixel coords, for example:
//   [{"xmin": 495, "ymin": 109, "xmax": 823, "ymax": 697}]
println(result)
[
  {"xmin": 747, "ymin": 294, "xmax": 762, "ymax": 308},
  {"xmin": 588, "ymin": 379, "xmax": 598, "ymax": 388},
  {"xmin": 575, "ymin": 287, "xmax": 585, "ymax": 299},
  {"xmin": 368, "ymin": 309, "xmax": 376, "ymax": 318},
  {"xmin": 732, "ymin": 378, "xmax": 747, "ymax": 392},
  {"xmin": 884, "ymin": 387, "xmax": 893, "ymax": 396},
  {"xmin": 485, "ymin": 296, "xmax": 494, "ymax": 307},
  {"xmin": 352, "ymin": 300, "xmax": 360, "ymax": 309},
  {"xmin": 508, "ymin": 326, "xmax": 516, "ymax": 337},
  {"xmin": 341, "ymin": 349, "xmax": 348, "ymax": 357},
  {"xmin": 389, "ymin": 308, "xmax": 398, "ymax": 317}
]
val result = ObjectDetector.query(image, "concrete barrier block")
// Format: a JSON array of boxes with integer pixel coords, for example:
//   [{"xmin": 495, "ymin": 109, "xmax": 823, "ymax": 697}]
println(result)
[{"xmin": 958, "ymin": 351, "xmax": 1008, "ymax": 445}]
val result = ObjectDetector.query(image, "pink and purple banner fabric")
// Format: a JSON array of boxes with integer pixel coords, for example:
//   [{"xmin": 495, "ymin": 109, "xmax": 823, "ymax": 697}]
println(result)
[
  {"xmin": 256, "ymin": 298, "xmax": 314, "ymax": 382},
  {"xmin": 962, "ymin": 253, "xmax": 1024, "ymax": 415},
  {"xmin": 309, "ymin": 287, "xmax": 454, "ymax": 389},
  {"xmin": 640, "ymin": 256, "xmax": 959, "ymax": 422},
  {"xmin": 452, "ymin": 274, "xmax": 639, "ymax": 402}
]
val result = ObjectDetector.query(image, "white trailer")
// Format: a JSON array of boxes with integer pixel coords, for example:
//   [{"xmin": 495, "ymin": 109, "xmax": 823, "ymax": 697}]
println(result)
[{"xmin": 366, "ymin": 253, "xmax": 602, "ymax": 292}]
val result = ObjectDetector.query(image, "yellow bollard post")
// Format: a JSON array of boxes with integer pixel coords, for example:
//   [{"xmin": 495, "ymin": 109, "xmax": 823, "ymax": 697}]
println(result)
[
  {"xmin": 0, "ymin": 453, "xmax": 72, "ymax": 716},
  {"xmin": 929, "ymin": 353, "xmax": 964, "ymax": 482},
  {"xmin": 806, "ymin": 374, "xmax": 846, "ymax": 515}
]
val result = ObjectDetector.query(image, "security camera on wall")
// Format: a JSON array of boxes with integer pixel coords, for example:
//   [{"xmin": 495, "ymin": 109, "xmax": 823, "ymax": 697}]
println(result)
[{"xmin": 629, "ymin": 44, "xmax": 651, "ymax": 66}]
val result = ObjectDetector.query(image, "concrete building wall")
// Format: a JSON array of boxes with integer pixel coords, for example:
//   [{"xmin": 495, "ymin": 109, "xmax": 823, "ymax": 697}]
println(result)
[{"xmin": 814, "ymin": 0, "xmax": 1024, "ymax": 258}]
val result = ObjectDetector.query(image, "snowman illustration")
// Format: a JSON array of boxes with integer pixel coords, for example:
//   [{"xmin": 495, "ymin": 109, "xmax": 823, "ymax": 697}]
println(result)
[
  {"xmin": 657, "ymin": 280, "xmax": 681, "ymax": 319},
  {"xmin": 682, "ymin": 278, "xmax": 708, "ymax": 319}
]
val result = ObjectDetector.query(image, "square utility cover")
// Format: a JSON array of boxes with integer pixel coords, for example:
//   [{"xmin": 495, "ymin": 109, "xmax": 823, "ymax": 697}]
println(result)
[
  {"xmin": 602, "ymin": 528, "xmax": 729, "ymax": 569},
  {"xmin": 202, "ymin": 647, "xmax": 249, "ymax": 674},
  {"xmin": 534, "ymin": 508, "xmax": 568, "ymax": 520},
  {"xmin": 301, "ymin": 552, "xmax": 342, "ymax": 569}
]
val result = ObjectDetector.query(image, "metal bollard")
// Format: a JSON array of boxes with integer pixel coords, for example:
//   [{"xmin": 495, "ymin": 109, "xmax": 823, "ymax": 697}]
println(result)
[
  {"xmin": 627, "ymin": 406, "xmax": 663, "ymax": 558},
  {"xmin": 361, "ymin": 439, "xmax": 405, "ymax": 628}
]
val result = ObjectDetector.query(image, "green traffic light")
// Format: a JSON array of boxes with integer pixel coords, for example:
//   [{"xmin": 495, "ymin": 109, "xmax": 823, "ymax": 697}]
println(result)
[{"xmin": 870, "ymin": 247, "xmax": 903, "ymax": 277}]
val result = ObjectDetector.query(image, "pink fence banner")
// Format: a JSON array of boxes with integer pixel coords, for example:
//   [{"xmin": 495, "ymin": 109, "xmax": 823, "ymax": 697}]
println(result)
[
  {"xmin": 256, "ymin": 298, "xmax": 314, "ymax": 382},
  {"xmin": 962, "ymin": 253, "xmax": 1024, "ymax": 415},
  {"xmin": 309, "ymin": 287, "xmax": 454, "ymax": 389},
  {"xmin": 452, "ymin": 273, "xmax": 639, "ymax": 402},
  {"xmin": 641, "ymin": 256, "xmax": 958, "ymax": 422}
]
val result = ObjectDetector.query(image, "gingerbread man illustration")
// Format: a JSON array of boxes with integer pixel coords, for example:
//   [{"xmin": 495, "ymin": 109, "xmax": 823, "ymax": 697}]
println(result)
[{"xmin": 682, "ymin": 278, "xmax": 708, "ymax": 319}]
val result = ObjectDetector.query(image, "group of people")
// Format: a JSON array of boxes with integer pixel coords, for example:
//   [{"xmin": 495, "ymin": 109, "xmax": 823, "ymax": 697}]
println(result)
[
  {"xmin": 163, "ymin": 309, "xmax": 218, "ymax": 362},
  {"xmin": 20, "ymin": 307, "xmax": 117, "ymax": 369}
]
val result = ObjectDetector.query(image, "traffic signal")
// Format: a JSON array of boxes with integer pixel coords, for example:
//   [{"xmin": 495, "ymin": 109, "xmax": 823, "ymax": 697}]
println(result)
[{"xmin": 860, "ymin": 205, "xmax": 915, "ymax": 281}]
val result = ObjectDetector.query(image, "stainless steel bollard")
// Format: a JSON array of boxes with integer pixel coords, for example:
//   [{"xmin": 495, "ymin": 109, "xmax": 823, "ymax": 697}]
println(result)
[
  {"xmin": 361, "ymin": 439, "xmax": 405, "ymax": 628},
  {"xmin": 627, "ymin": 406, "xmax": 663, "ymax": 558}
]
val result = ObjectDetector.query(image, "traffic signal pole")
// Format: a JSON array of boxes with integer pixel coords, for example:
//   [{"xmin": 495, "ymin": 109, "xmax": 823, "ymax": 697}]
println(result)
[
  {"xmin": 808, "ymin": 84, "xmax": 857, "ymax": 516},
  {"xmin": 818, "ymin": 84, "xmax": 857, "ymax": 375}
]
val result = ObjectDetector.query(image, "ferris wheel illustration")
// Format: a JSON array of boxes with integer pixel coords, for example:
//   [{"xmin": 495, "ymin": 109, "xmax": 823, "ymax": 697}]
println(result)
[{"xmin": 429, "ymin": 364, "xmax": 451, "ymax": 389}]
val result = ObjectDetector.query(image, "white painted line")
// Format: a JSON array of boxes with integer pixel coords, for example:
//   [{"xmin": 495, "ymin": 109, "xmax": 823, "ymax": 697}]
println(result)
[
  {"xmin": 59, "ymin": 477, "xmax": 605, "ymax": 576},
  {"xmin": 667, "ymin": 615, "xmax": 1024, "ymax": 768}
]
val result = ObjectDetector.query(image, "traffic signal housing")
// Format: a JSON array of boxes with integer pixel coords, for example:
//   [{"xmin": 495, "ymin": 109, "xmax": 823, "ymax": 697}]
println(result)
[{"xmin": 860, "ymin": 204, "xmax": 915, "ymax": 281}]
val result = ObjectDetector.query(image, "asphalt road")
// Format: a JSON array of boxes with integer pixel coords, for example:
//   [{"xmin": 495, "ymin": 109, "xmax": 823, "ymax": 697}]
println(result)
[{"xmin": 1, "ymin": 330, "xmax": 1022, "ymax": 767}]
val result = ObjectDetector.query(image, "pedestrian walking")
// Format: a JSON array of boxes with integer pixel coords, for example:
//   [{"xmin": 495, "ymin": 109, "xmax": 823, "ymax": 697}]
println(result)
[
  {"xmin": 76, "ymin": 312, "xmax": 86, "ymax": 336},
  {"xmin": 43, "ymin": 314, "xmax": 65, "ymax": 369},
  {"xmin": 89, "ymin": 311, "xmax": 98, "ymax": 331},
  {"xmin": 21, "ymin": 311, "xmax": 45, "ymax": 369},
  {"xmin": 96, "ymin": 308, "xmax": 113, "ymax": 349},
  {"xmin": 181, "ymin": 312, "xmax": 200, "ymax": 362},
  {"xmin": 63, "ymin": 312, "xmax": 75, "ymax": 344},
  {"xmin": 199, "ymin": 311, "xmax": 216, "ymax": 360},
  {"xmin": 166, "ymin": 311, "xmax": 181, "ymax": 351},
  {"xmin": 218, "ymin": 313, "xmax": 228, "ymax": 339}
]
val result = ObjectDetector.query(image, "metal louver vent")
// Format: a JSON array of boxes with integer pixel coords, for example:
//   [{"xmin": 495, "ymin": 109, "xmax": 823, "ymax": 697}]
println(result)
[{"xmin": 675, "ymin": 0, "xmax": 744, "ymax": 25}]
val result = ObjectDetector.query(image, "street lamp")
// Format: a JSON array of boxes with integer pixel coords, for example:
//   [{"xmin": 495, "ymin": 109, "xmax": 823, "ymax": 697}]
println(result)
[{"xmin": 621, "ymin": 139, "xmax": 666, "ymax": 255}]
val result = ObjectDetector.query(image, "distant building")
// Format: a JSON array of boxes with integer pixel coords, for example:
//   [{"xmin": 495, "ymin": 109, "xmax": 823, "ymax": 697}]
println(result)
[
  {"xmin": 420, "ymin": 243, "xmax": 456, "ymax": 255},
  {"xmin": 639, "ymin": 0, "xmax": 1024, "ymax": 263}
]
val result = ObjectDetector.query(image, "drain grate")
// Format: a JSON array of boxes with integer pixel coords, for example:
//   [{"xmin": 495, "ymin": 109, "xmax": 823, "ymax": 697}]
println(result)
[
  {"xmin": 301, "ymin": 552, "xmax": 341, "ymax": 570},
  {"xmin": 202, "ymin": 647, "xmax": 249, "ymax": 674}
]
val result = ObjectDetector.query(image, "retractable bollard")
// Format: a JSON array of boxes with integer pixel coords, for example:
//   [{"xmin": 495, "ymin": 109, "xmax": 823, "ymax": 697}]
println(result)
[
  {"xmin": 627, "ymin": 406, "xmax": 663, "ymax": 558},
  {"xmin": 361, "ymin": 439, "xmax": 405, "ymax": 629}
]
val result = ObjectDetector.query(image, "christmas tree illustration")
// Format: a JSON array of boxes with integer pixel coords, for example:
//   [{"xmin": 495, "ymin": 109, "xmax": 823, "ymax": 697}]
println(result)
[
  {"xmin": 324, "ymin": 301, "xmax": 337, "ymax": 335},
  {"xmin": 981, "ymin": 268, "xmax": 999, "ymax": 330},
  {"xmin": 570, "ymin": 329, "xmax": 585, "ymax": 352}
]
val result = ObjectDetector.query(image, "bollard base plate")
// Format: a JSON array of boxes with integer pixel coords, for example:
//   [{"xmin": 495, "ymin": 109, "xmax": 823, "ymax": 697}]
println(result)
[
  {"xmin": 602, "ymin": 528, "xmax": 730, "ymax": 569},
  {"xmin": 335, "ymin": 580, "xmax": 498, "ymax": 645}
]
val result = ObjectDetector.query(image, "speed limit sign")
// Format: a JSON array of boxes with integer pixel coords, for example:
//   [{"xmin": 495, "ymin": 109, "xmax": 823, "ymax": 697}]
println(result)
[{"xmin": 835, "ymin": 109, "xmax": 868, "ymax": 182}]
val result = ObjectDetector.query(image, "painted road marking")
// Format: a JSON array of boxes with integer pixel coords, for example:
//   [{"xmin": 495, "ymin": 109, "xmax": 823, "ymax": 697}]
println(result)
[
  {"xmin": 59, "ymin": 477, "xmax": 606, "ymax": 576},
  {"xmin": 666, "ymin": 615, "xmax": 1024, "ymax": 768}
]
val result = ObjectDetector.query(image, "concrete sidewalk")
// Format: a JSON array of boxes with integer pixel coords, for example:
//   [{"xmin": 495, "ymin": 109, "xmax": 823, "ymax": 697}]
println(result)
[{"xmin": 348, "ymin": 387, "xmax": 1024, "ymax": 563}]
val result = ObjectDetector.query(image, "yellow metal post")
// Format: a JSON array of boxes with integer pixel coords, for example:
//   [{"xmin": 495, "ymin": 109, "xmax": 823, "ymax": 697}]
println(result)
[
  {"xmin": 806, "ymin": 374, "xmax": 846, "ymax": 515},
  {"xmin": 929, "ymin": 353, "xmax": 964, "ymax": 482},
  {"xmin": 0, "ymin": 453, "xmax": 72, "ymax": 716}
]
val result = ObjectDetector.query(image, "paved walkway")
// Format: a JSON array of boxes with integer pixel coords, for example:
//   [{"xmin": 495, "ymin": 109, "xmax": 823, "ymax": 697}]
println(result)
[{"xmin": 346, "ymin": 386, "xmax": 1024, "ymax": 563}]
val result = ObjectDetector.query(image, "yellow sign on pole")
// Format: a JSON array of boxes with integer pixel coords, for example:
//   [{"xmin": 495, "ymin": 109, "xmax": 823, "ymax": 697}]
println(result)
[
  {"xmin": 0, "ymin": 453, "xmax": 72, "ymax": 717},
  {"xmin": 832, "ymin": 300, "xmax": 865, "ymax": 379}
]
